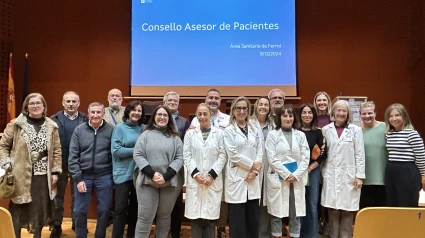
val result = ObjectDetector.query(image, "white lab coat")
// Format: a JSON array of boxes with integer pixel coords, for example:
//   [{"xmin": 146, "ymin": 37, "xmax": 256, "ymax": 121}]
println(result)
[
  {"xmin": 321, "ymin": 123, "xmax": 365, "ymax": 211},
  {"xmin": 191, "ymin": 110, "xmax": 230, "ymax": 129},
  {"xmin": 265, "ymin": 128, "xmax": 310, "ymax": 218},
  {"xmin": 183, "ymin": 127, "xmax": 227, "ymax": 219},
  {"xmin": 251, "ymin": 118, "xmax": 274, "ymax": 206},
  {"xmin": 223, "ymin": 123, "xmax": 263, "ymax": 203}
]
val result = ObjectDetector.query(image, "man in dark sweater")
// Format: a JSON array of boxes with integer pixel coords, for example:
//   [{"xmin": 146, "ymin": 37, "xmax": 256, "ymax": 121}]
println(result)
[
  {"xmin": 50, "ymin": 91, "xmax": 88, "ymax": 238},
  {"xmin": 163, "ymin": 91, "xmax": 189, "ymax": 238},
  {"xmin": 68, "ymin": 102, "xmax": 114, "ymax": 238}
]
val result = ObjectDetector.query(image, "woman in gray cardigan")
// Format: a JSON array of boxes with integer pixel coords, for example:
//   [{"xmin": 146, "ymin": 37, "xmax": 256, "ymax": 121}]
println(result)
[{"xmin": 133, "ymin": 105, "xmax": 184, "ymax": 238}]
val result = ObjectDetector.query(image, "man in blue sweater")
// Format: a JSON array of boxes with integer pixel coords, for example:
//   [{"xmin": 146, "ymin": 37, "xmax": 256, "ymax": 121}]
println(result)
[
  {"xmin": 68, "ymin": 102, "xmax": 114, "ymax": 238},
  {"xmin": 50, "ymin": 91, "xmax": 88, "ymax": 238}
]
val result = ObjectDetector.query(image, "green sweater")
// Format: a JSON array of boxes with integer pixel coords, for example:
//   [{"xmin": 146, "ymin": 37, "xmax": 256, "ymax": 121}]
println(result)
[{"xmin": 362, "ymin": 122, "xmax": 388, "ymax": 185}]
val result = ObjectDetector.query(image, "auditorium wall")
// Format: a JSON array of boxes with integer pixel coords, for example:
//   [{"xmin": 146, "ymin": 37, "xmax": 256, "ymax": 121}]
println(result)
[{"xmin": 1, "ymin": 0, "xmax": 424, "ymax": 217}]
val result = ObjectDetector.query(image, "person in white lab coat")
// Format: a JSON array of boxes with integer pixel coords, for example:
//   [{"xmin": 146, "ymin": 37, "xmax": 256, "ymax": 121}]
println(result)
[
  {"xmin": 265, "ymin": 106, "xmax": 310, "ymax": 238},
  {"xmin": 321, "ymin": 100, "xmax": 365, "ymax": 238},
  {"xmin": 224, "ymin": 96, "xmax": 263, "ymax": 238},
  {"xmin": 189, "ymin": 88, "xmax": 230, "ymax": 238},
  {"xmin": 183, "ymin": 103, "xmax": 227, "ymax": 238},
  {"xmin": 250, "ymin": 97, "xmax": 274, "ymax": 238}
]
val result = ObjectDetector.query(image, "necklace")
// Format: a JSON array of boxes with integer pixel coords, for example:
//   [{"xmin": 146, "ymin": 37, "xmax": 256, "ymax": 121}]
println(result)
[{"xmin": 200, "ymin": 128, "xmax": 211, "ymax": 140}]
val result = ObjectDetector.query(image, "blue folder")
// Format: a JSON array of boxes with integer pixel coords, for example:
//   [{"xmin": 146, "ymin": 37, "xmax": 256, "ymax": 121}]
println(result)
[{"xmin": 278, "ymin": 161, "xmax": 298, "ymax": 180}]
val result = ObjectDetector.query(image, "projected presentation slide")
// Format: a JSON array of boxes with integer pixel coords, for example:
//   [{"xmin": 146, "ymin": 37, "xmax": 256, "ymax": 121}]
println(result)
[{"xmin": 131, "ymin": 0, "xmax": 297, "ymax": 97}]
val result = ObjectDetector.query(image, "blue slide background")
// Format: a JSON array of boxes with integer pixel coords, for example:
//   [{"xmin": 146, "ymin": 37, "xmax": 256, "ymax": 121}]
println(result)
[{"xmin": 131, "ymin": 0, "xmax": 296, "ymax": 86}]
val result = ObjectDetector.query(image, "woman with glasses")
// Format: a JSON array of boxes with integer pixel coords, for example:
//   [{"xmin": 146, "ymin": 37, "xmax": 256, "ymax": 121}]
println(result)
[
  {"xmin": 250, "ymin": 97, "xmax": 274, "ymax": 238},
  {"xmin": 133, "ymin": 105, "xmax": 183, "ymax": 238},
  {"xmin": 384, "ymin": 103, "xmax": 425, "ymax": 207},
  {"xmin": 183, "ymin": 103, "xmax": 227, "ymax": 238},
  {"xmin": 321, "ymin": 100, "xmax": 365, "ymax": 238},
  {"xmin": 359, "ymin": 101, "xmax": 388, "ymax": 208},
  {"xmin": 0, "ymin": 93, "xmax": 62, "ymax": 238},
  {"xmin": 265, "ymin": 105, "xmax": 310, "ymax": 238},
  {"xmin": 297, "ymin": 103, "xmax": 327, "ymax": 238},
  {"xmin": 224, "ymin": 96, "xmax": 263, "ymax": 238}
]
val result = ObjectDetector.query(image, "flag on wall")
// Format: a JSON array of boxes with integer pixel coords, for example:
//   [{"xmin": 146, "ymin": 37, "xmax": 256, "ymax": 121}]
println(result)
[
  {"xmin": 7, "ymin": 53, "xmax": 16, "ymax": 122},
  {"xmin": 22, "ymin": 53, "xmax": 29, "ymax": 102}
]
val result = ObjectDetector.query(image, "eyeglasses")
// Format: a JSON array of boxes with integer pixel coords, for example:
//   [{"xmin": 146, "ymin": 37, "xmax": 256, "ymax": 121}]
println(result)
[
  {"xmin": 156, "ymin": 113, "xmax": 169, "ymax": 118},
  {"xmin": 235, "ymin": 107, "xmax": 248, "ymax": 112},
  {"xmin": 28, "ymin": 101, "xmax": 42, "ymax": 106}
]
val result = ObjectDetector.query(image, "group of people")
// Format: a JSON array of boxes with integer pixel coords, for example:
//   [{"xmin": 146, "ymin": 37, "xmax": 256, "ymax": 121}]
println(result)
[{"xmin": 0, "ymin": 88, "xmax": 424, "ymax": 238}]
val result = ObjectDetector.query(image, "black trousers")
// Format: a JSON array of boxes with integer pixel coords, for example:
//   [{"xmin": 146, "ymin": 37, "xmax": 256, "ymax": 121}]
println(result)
[
  {"xmin": 359, "ymin": 185, "xmax": 387, "ymax": 209},
  {"xmin": 385, "ymin": 161, "xmax": 422, "ymax": 207},
  {"xmin": 228, "ymin": 199, "xmax": 259, "ymax": 238},
  {"xmin": 112, "ymin": 180, "xmax": 138, "ymax": 238},
  {"xmin": 170, "ymin": 190, "xmax": 183, "ymax": 237},
  {"xmin": 53, "ymin": 171, "xmax": 75, "ymax": 226}
]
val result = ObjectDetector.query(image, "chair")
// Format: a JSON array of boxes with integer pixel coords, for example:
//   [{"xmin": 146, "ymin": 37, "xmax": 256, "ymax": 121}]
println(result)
[
  {"xmin": 142, "ymin": 101, "xmax": 163, "ymax": 124},
  {"xmin": 0, "ymin": 206, "xmax": 16, "ymax": 238},
  {"xmin": 353, "ymin": 207, "xmax": 425, "ymax": 238}
]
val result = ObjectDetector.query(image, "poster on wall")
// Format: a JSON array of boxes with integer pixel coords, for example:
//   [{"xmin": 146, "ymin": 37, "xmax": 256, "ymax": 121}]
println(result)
[{"xmin": 333, "ymin": 96, "xmax": 368, "ymax": 126}]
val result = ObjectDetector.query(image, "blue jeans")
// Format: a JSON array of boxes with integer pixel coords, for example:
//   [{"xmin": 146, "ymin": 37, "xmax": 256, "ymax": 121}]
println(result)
[
  {"xmin": 300, "ymin": 166, "xmax": 320, "ymax": 238},
  {"xmin": 74, "ymin": 173, "xmax": 113, "ymax": 238}
]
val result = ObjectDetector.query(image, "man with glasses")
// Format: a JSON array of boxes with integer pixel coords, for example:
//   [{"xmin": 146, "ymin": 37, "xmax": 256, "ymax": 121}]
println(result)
[
  {"xmin": 190, "ymin": 88, "xmax": 230, "ymax": 238},
  {"xmin": 163, "ymin": 91, "xmax": 190, "ymax": 238},
  {"xmin": 268, "ymin": 88, "xmax": 286, "ymax": 115},
  {"xmin": 69, "ymin": 102, "xmax": 114, "ymax": 238},
  {"xmin": 50, "ymin": 91, "xmax": 88, "ymax": 237},
  {"xmin": 104, "ymin": 88, "xmax": 125, "ymax": 126}
]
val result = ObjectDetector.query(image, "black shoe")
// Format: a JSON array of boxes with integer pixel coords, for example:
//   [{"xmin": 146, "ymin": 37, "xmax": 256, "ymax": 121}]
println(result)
[
  {"xmin": 71, "ymin": 223, "xmax": 88, "ymax": 233},
  {"xmin": 50, "ymin": 226, "xmax": 62, "ymax": 238}
]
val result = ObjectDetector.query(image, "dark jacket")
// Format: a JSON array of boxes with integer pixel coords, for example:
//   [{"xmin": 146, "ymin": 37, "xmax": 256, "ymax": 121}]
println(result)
[
  {"xmin": 50, "ymin": 111, "xmax": 88, "ymax": 172},
  {"xmin": 175, "ymin": 116, "xmax": 190, "ymax": 141},
  {"xmin": 68, "ymin": 120, "xmax": 114, "ymax": 183}
]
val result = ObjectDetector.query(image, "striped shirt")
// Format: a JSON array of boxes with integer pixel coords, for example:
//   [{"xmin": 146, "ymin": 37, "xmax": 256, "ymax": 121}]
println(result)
[{"xmin": 386, "ymin": 129, "xmax": 425, "ymax": 175}]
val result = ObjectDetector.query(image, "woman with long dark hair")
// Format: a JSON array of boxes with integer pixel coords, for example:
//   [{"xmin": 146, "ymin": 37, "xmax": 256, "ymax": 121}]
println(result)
[
  {"xmin": 297, "ymin": 103, "xmax": 327, "ymax": 238},
  {"xmin": 133, "ymin": 105, "xmax": 183, "ymax": 238}
]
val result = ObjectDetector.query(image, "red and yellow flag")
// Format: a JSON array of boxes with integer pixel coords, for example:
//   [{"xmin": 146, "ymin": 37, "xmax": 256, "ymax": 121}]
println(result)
[{"xmin": 7, "ymin": 53, "xmax": 16, "ymax": 122}]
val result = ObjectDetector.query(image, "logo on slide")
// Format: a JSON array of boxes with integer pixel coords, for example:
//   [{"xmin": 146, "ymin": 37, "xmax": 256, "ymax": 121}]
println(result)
[{"xmin": 141, "ymin": 0, "xmax": 153, "ymax": 3}]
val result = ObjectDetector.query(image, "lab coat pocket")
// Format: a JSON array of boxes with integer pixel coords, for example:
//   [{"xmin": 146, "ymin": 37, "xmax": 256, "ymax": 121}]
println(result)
[
  {"xmin": 266, "ymin": 173, "xmax": 281, "ymax": 206},
  {"xmin": 267, "ymin": 173, "xmax": 281, "ymax": 190},
  {"xmin": 345, "ymin": 166, "xmax": 356, "ymax": 184},
  {"xmin": 186, "ymin": 176, "xmax": 198, "ymax": 188},
  {"xmin": 210, "ymin": 176, "xmax": 223, "ymax": 192}
]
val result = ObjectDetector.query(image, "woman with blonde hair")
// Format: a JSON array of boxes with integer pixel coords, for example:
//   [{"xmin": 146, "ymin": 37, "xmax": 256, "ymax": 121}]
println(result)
[
  {"xmin": 224, "ymin": 96, "xmax": 263, "ymax": 238},
  {"xmin": 183, "ymin": 103, "xmax": 227, "ymax": 238},
  {"xmin": 384, "ymin": 103, "xmax": 425, "ymax": 207},
  {"xmin": 321, "ymin": 100, "xmax": 365, "ymax": 238},
  {"xmin": 250, "ymin": 97, "xmax": 274, "ymax": 238},
  {"xmin": 359, "ymin": 101, "xmax": 388, "ymax": 208},
  {"xmin": 0, "ymin": 93, "xmax": 62, "ymax": 238},
  {"xmin": 313, "ymin": 92, "xmax": 332, "ymax": 128}
]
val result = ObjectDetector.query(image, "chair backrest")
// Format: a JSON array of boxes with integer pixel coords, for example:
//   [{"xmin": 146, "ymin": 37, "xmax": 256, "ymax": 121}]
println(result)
[
  {"xmin": 142, "ymin": 101, "xmax": 163, "ymax": 115},
  {"xmin": 353, "ymin": 207, "xmax": 425, "ymax": 238},
  {"xmin": 0, "ymin": 206, "xmax": 16, "ymax": 238}
]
